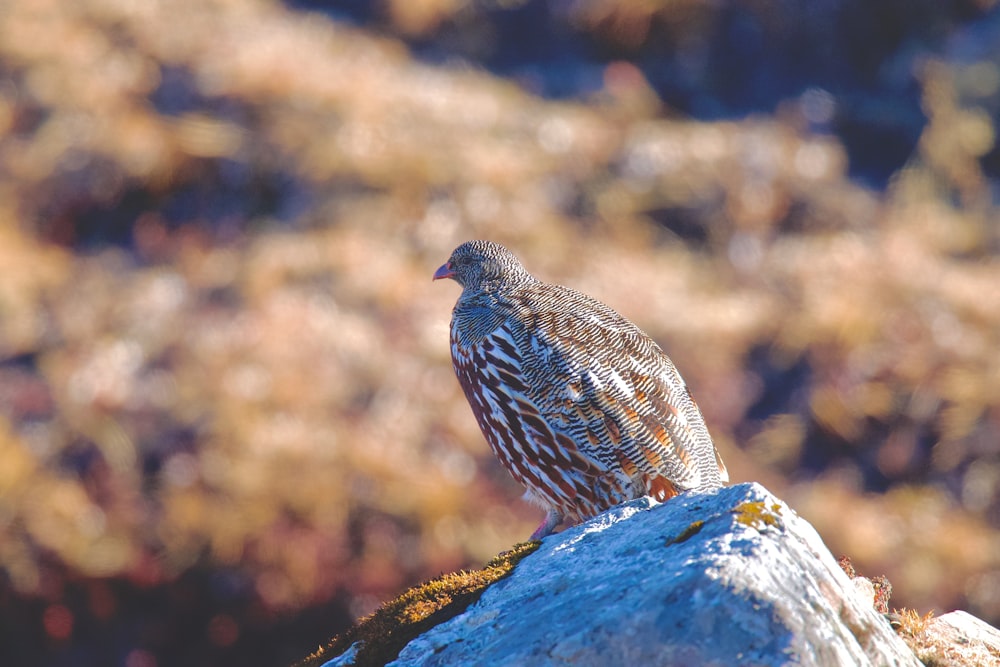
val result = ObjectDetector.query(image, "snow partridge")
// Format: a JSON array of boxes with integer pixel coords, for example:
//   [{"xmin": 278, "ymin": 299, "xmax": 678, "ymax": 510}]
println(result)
[{"xmin": 434, "ymin": 240, "xmax": 727, "ymax": 539}]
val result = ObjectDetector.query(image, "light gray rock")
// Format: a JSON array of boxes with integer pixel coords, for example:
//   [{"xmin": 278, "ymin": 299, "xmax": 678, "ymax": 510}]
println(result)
[
  {"xmin": 911, "ymin": 610, "xmax": 1000, "ymax": 666},
  {"xmin": 320, "ymin": 641, "xmax": 360, "ymax": 667},
  {"xmin": 933, "ymin": 610, "xmax": 1000, "ymax": 654},
  {"xmin": 390, "ymin": 482, "xmax": 921, "ymax": 667}
]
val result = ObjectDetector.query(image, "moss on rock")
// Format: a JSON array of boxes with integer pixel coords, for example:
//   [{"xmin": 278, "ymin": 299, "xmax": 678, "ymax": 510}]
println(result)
[{"xmin": 294, "ymin": 540, "xmax": 541, "ymax": 667}]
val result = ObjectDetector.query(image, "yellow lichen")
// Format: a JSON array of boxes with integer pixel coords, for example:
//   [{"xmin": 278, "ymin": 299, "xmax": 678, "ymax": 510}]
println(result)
[
  {"xmin": 733, "ymin": 501, "xmax": 784, "ymax": 531},
  {"xmin": 665, "ymin": 520, "xmax": 704, "ymax": 546},
  {"xmin": 293, "ymin": 540, "xmax": 541, "ymax": 667}
]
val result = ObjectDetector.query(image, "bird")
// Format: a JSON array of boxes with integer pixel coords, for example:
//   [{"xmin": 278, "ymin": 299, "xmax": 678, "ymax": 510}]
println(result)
[{"xmin": 434, "ymin": 240, "xmax": 728, "ymax": 539}]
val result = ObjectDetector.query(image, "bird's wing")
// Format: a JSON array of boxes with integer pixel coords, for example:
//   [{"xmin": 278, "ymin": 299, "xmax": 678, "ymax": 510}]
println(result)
[{"xmin": 513, "ymin": 287, "xmax": 722, "ymax": 493}]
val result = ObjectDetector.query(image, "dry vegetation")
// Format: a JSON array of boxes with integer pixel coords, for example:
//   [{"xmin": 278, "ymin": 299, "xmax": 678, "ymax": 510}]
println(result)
[
  {"xmin": 0, "ymin": 0, "xmax": 998, "ymax": 664},
  {"xmin": 292, "ymin": 541, "xmax": 540, "ymax": 667}
]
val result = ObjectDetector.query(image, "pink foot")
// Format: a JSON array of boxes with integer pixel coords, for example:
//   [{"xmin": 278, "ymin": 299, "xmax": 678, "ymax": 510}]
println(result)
[{"xmin": 529, "ymin": 510, "xmax": 563, "ymax": 540}]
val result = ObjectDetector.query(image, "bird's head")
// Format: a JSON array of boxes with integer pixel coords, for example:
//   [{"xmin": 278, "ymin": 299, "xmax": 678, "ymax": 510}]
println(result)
[{"xmin": 433, "ymin": 240, "xmax": 533, "ymax": 293}]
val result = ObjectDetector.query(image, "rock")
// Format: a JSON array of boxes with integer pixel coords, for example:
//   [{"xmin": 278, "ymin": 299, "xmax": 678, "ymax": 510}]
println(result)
[
  {"xmin": 387, "ymin": 482, "xmax": 920, "ymax": 666},
  {"xmin": 898, "ymin": 609, "xmax": 1000, "ymax": 666},
  {"xmin": 321, "ymin": 642, "xmax": 360, "ymax": 667}
]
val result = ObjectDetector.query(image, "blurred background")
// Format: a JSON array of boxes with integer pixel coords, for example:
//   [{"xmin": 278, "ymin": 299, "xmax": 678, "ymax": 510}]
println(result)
[{"xmin": 0, "ymin": 0, "xmax": 999, "ymax": 665}]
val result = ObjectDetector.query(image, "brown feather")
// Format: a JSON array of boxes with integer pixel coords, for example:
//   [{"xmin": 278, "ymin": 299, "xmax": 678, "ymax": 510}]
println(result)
[{"xmin": 438, "ymin": 240, "xmax": 726, "ymax": 537}]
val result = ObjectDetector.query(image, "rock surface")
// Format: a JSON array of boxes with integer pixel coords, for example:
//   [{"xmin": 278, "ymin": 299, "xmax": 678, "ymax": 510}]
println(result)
[
  {"xmin": 382, "ymin": 483, "xmax": 920, "ymax": 666},
  {"xmin": 903, "ymin": 610, "xmax": 1000, "ymax": 666}
]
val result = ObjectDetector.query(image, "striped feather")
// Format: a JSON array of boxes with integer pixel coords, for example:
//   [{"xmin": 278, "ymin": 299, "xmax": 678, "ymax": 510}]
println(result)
[{"xmin": 438, "ymin": 240, "xmax": 727, "ymax": 537}]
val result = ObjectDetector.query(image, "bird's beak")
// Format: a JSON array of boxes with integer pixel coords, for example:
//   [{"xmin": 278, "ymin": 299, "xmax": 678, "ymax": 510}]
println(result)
[{"xmin": 433, "ymin": 262, "xmax": 456, "ymax": 281}]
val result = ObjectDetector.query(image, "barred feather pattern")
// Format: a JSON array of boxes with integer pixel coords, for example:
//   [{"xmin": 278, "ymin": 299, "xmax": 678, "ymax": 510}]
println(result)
[{"xmin": 436, "ymin": 240, "xmax": 728, "ymax": 538}]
